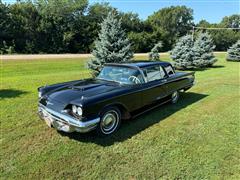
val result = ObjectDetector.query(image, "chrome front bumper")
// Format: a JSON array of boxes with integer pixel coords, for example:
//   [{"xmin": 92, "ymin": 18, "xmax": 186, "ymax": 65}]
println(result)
[{"xmin": 38, "ymin": 104, "xmax": 100, "ymax": 133}]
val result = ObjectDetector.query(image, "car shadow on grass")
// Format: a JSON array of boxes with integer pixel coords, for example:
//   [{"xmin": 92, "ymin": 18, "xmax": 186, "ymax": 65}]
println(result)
[
  {"xmin": 59, "ymin": 92, "xmax": 208, "ymax": 146},
  {"xmin": 0, "ymin": 89, "xmax": 28, "ymax": 99}
]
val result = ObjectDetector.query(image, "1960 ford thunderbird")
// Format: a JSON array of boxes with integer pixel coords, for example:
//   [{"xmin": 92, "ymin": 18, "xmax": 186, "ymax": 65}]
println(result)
[{"xmin": 38, "ymin": 61, "xmax": 195, "ymax": 135}]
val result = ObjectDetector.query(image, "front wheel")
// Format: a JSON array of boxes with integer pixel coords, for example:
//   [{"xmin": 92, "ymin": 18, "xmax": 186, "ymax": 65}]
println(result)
[
  {"xmin": 171, "ymin": 91, "xmax": 179, "ymax": 104},
  {"xmin": 96, "ymin": 107, "xmax": 121, "ymax": 136}
]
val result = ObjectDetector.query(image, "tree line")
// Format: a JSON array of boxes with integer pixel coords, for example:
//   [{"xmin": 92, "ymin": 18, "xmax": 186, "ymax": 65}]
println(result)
[
  {"xmin": 0, "ymin": 0, "xmax": 239, "ymax": 54},
  {"xmin": 88, "ymin": 11, "xmax": 221, "ymax": 74}
]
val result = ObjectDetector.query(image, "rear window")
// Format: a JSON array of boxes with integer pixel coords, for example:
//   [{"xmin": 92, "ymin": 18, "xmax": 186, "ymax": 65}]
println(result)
[{"xmin": 164, "ymin": 65, "xmax": 175, "ymax": 76}]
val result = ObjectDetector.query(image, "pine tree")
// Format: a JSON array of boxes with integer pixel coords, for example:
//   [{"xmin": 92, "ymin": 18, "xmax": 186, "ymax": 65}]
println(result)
[
  {"xmin": 227, "ymin": 40, "xmax": 240, "ymax": 61},
  {"xmin": 170, "ymin": 35, "xmax": 194, "ymax": 69},
  {"xmin": 193, "ymin": 32, "xmax": 217, "ymax": 67},
  {"xmin": 149, "ymin": 42, "xmax": 163, "ymax": 61},
  {"xmin": 87, "ymin": 11, "xmax": 133, "ymax": 75}
]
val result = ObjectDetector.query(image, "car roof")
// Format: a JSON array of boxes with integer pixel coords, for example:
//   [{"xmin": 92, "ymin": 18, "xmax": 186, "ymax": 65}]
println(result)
[{"xmin": 106, "ymin": 61, "xmax": 172, "ymax": 68}]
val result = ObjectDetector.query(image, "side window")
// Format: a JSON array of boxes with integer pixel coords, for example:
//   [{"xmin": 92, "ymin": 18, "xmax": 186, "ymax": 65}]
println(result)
[
  {"xmin": 159, "ymin": 66, "xmax": 166, "ymax": 78},
  {"xmin": 164, "ymin": 65, "xmax": 175, "ymax": 76},
  {"xmin": 143, "ymin": 65, "xmax": 166, "ymax": 82}
]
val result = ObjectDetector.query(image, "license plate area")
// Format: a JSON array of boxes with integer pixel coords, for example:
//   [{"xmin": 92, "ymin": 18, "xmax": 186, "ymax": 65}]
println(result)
[
  {"xmin": 39, "ymin": 107, "xmax": 73, "ymax": 132},
  {"xmin": 45, "ymin": 116, "xmax": 52, "ymax": 127},
  {"xmin": 42, "ymin": 110, "xmax": 52, "ymax": 127}
]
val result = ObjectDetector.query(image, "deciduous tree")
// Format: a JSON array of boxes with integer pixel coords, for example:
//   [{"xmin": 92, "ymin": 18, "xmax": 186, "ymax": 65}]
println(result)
[{"xmin": 147, "ymin": 5, "xmax": 194, "ymax": 49}]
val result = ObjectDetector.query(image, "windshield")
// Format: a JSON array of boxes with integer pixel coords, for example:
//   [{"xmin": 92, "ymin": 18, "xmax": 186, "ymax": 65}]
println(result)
[{"xmin": 97, "ymin": 66, "xmax": 144, "ymax": 84}]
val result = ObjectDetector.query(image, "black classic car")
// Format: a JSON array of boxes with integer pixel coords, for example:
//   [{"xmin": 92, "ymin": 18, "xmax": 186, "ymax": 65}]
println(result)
[{"xmin": 38, "ymin": 61, "xmax": 195, "ymax": 135}]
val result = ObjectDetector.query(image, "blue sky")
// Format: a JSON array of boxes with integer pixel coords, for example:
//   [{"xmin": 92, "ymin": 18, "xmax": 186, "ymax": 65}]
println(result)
[
  {"xmin": 90, "ymin": 0, "xmax": 240, "ymax": 23},
  {"xmin": 3, "ymin": 0, "xmax": 240, "ymax": 23}
]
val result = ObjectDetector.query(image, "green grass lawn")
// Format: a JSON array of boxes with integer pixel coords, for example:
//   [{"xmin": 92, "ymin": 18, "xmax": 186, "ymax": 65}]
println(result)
[{"xmin": 1, "ymin": 53, "xmax": 240, "ymax": 179}]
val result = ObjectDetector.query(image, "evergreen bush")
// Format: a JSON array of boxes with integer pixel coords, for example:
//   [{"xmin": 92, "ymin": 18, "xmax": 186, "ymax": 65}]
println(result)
[
  {"xmin": 170, "ymin": 35, "xmax": 194, "ymax": 69},
  {"xmin": 227, "ymin": 40, "xmax": 240, "ymax": 61},
  {"xmin": 149, "ymin": 42, "xmax": 163, "ymax": 61},
  {"xmin": 193, "ymin": 32, "xmax": 217, "ymax": 67},
  {"xmin": 87, "ymin": 11, "xmax": 133, "ymax": 75}
]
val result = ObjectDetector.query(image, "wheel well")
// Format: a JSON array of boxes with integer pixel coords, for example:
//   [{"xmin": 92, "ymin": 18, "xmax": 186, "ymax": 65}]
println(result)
[
  {"xmin": 100, "ymin": 103, "xmax": 131, "ymax": 120},
  {"xmin": 115, "ymin": 104, "xmax": 131, "ymax": 120}
]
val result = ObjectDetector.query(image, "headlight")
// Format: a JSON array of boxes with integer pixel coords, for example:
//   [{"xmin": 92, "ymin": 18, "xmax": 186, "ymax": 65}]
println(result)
[
  {"xmin": 72, "ymin": 105, "xmax": 82, "ymax": 116},
  {"xmin": 38, "ymin": 91, "xmax": 42, "ymax": 98},
  {"xmin": 77, "ymin": 107, "xmax": 83, "ymax": 116},
  {"xmin": 72, "ymin": 105, "xmax": 77, "ymax": 114}
]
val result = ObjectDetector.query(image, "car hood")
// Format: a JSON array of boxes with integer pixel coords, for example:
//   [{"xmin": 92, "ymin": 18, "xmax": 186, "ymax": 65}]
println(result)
[{"xmin": 46, "ymin": 79, "xmax": 120, "ymax": 106}]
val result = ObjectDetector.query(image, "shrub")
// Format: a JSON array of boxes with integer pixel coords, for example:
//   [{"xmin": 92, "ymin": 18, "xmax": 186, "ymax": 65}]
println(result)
[
  {"xmin": 170, "ymin": 35, "xmax": 194, "ymax": 69},
  {"xmin": 148, "ymin": 41, "xmax": 163, "ymax": 61},
  {"xmin": 193, "ymin": 32, "xmax": 217, "ymax": 67},
  {"xmin": 227, "ymin": 40, "xmax": 240, "ymax": 61},
  {"xmin": 0, "ymin": 41, "xmax": 15, "ymax": 54}
]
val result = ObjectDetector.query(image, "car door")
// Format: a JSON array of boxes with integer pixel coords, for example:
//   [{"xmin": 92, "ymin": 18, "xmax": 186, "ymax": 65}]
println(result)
[
  {"xmin": 140, "ymin": 65, "xmax": 168, "ymax": 106},
  {"xmin": 163, "ymin": 65, "xmax": 179, "ymax": 95},
  {"xmin": 163, "ymin": 65, "xmax": 189, "ymax": 96}
]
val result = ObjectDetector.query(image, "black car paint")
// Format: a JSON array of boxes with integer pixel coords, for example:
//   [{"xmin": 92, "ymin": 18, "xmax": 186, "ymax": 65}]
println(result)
[{"xmin": 38, "ymin": 62, "xmax": 195, "ymax": 122}]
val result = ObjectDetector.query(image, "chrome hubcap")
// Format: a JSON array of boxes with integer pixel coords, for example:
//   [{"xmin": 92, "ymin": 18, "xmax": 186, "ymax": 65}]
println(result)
[{"xmin": 101, "ymin": 111, "xmax": 119, "ymax": 133}]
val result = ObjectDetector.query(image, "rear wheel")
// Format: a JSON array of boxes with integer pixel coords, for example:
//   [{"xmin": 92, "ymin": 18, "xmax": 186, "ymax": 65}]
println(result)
[
  {"xmin": 96, "ymin": 107, "xmax": 121, "ymax": 136},
  {"xmin": 171, "ymin": 91, "xmax": 179, "ymax": 104}
]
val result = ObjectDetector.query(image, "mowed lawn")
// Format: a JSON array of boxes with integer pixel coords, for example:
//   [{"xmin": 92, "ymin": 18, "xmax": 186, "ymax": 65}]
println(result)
[{"xmin": 1, "ymin": 53, "xmax": 240, "ymax": 179}]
